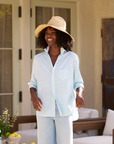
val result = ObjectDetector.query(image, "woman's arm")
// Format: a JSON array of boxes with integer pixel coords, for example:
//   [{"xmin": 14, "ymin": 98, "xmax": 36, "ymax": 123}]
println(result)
[{"xmin": 76, "ymin": 87, "xmax": 85, "ymax": 108}]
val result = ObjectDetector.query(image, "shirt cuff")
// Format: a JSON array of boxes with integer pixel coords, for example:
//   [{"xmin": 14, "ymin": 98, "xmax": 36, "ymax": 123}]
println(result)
[
  {"xmin": 73, "ymin": 82, "xmax": 84, "ymax": 91},
  {"xmin": 28, "ymin": 81, "xmax": 37, "ymax": 89}
]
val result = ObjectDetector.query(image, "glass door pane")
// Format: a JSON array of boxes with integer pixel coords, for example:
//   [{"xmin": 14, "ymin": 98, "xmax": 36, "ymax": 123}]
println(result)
[
  {"xmin": 0, "ymin": 4, "xmax": 12, "ymax": 48},
  {"xmin": 35, "ymin": 6, "xmax": 52, "ymax": 26},
  {"xmin": 0, "ymin": 4, "xmax": 12, "ymax": 115},
  {"xmin": 54, "ymin": 8, "xmax": 71, "ymax": 34},
  {"xmin": 0, "ymin": 50, "xmax": 12, "ymax": 93},
  {"xmin": 35, "ymin": 6, "xmax": 52, "ymax": 53},
  {"xmin": 0, "ymin": 95, "xmax": 12, "ymax": 115}
]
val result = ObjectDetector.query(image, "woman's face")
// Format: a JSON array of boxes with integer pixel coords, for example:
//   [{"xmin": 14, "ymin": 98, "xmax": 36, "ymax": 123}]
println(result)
[{"xmin": 45, "ymin": 27, "xmax": 57, "ymax": 47}]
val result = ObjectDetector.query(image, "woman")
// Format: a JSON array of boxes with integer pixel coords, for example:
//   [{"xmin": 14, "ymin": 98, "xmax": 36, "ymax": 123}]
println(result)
[{"xmin": 28, "ymin": 16, "xmax": 84, "ymax": 144}]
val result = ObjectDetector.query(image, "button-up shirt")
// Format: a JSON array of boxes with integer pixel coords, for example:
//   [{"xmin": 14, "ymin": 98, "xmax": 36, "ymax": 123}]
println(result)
[{"xmin": 28, "ymin": 46, "xmax": 84, "ymax": 121}]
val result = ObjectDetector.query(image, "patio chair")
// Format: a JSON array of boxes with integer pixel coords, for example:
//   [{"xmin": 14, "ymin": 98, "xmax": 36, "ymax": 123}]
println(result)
[{"xmin": 73, "ymin": 109, "xmax": 114, "ymax": 144}]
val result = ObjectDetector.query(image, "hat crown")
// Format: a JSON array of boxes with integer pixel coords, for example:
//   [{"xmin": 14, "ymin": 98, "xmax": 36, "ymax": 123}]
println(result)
[{"xmin": 47, "ymin": 16, "xmax": 66, "ymax": 31}]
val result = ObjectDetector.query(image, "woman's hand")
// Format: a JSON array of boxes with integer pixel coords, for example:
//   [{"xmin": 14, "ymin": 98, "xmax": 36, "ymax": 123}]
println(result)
[
  {"xmin": 76, "ymin": 87, "xmax": 85, "ymax": 108},
  {"xmin": 30, "ymin": 88, "xmax": 43, "ymax": 111}
]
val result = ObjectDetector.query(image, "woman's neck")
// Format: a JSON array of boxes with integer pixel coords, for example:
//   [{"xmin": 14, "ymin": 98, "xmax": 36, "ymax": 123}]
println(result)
[{"xmin": 49, "ymin": 46, "xmax": 60, "ymax": 56}]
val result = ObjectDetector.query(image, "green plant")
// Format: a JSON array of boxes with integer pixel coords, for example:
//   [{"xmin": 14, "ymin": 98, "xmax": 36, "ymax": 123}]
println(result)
[{"xmin": 0, "ymin": 107, "xmax": 17, "ymax": 139}]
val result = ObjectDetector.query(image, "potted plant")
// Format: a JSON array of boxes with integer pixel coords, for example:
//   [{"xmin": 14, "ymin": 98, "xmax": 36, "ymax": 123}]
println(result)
[{"xmin": 0, "ymin": 107, "xmax": 17, "ymax": 140}]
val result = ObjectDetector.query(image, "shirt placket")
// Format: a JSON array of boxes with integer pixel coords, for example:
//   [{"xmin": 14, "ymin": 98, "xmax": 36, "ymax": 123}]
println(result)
[
  {"xmin": 47, "ymin": 52, "xmax": 63, "ymax": 116},
  {"xmin": 51, "ymin": 55, "xmax": 62, "ymax": 116}
]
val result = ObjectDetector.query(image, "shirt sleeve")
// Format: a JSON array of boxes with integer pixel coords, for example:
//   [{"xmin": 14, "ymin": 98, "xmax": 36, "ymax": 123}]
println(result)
[
  {"xmin": 28, "ymin": 56, "xmax": 37, "ymax": 89},
  {"xmin": 73, "ymin": 54, "xmax": 84, "ymax": 91}
]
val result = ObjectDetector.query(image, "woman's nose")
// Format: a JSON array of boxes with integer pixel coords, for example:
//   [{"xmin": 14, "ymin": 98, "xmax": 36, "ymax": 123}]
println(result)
[{"xmin": 47, "ymin": 33, "xmax": 52, "ymax": 37}]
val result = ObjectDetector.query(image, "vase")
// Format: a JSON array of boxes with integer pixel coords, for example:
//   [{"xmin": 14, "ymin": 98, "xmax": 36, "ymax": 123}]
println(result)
[
  {"xmin": 1, "ymin": 135, "xmax": 7, "ymax": 140},
  {"xmin": 2, "ymin": 138, "xmax": 9, "ymax": 144},
  {"xmin": 1, "ymin": 135, "xmax": 9, "ymax": 144}
]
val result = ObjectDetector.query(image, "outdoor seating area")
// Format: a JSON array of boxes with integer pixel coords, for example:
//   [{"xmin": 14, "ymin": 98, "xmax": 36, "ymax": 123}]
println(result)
[
  {"xmin": 10, "ymin": 108, "xmax": 114, "ymax": 144},
  {"xmin": 11, "ymin": 115, "xmax": 114, "ymax": 144},
  {"xmin": 11, "ymin": 116, "xmax": 114, "ymax": 144},
  {"xmin": 11, "ymin": 108, "xmax": 99, "ymax": 142}
]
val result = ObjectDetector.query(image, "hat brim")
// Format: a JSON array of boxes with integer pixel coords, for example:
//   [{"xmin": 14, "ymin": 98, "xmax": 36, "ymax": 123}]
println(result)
[{"xmin": 35, "ymin": 24, "xmax": 74, "ymax": 42}]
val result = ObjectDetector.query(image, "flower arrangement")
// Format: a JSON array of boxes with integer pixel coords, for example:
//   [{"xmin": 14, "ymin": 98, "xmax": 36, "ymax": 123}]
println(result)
[{"xmin": 0, "ymin": 107, "xmax": 17, "ymax": 139}]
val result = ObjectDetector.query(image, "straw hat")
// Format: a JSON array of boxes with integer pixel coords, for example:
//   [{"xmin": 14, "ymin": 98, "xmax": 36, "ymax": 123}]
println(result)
[{"xmin": 35, "ymin": 16, "xmax": 74, "ymax": 42}]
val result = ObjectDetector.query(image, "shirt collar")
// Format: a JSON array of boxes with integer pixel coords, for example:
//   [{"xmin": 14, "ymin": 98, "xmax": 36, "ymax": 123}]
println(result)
[{"xmin": 44, "ymin": 46, "xmax": 66, "ymax": 56}]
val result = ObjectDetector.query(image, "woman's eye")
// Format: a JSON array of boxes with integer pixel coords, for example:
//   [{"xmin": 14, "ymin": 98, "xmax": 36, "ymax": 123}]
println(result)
[
  {"xmin": 45, "ymin": 31, "xmax": 56, "ymax": 35},
  {"xmin": 52, "ymin": 32, "xmax": 56, "ymax": 34}
]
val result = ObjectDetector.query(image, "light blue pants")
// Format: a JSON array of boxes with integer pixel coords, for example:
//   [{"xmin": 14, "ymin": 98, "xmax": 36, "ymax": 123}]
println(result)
[{"xmin": 36, "ymin": 115, "xmax": 73, "ymax": 144}]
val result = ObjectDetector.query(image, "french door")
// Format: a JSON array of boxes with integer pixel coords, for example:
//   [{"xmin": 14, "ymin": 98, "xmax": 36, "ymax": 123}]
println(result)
[
  {"xmin": 102, "ymin": 19, "xmax": 114, "ymax": 116},
  {"xmin": 0, "ymin": 0, "xmax": 19, "ymax": 115}
]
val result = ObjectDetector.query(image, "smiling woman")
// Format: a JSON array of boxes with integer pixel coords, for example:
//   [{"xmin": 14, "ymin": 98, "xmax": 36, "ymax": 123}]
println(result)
[{"xmin": 28, "ymin": 16, "xmax": 84, "ymax": 144}]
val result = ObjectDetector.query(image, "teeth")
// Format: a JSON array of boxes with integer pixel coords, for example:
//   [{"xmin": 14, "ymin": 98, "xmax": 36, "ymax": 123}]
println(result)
[{"xmin": 48, "ymin": 39, "xmax": 52, "ymax": 41}]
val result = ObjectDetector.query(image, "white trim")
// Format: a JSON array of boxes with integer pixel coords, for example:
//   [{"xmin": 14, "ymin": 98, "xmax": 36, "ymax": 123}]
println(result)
[
  {"xmin": 52, "ymin": 7, "xmax": 54, "ymax": 16},
  {"xmin": 0, "ymin": 0, "xmax": 15, "ymax": 4},
  {"xmin": 12, "ymin": 0, "xmax": 20, "ymax": 115},
  {"xmin": 0, "ymin": 93, "xmax": 13, "ymax": 96},
  {"xmin": 0, "ymin": 48, "xmax": 13, "ymax": 50},
  {"xmin": 36, "ymin": 48, "xmax": 44, "ymax": 50}
]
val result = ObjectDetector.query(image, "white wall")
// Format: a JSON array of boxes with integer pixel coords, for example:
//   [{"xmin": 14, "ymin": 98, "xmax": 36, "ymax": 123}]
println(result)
[
  {"xmin": 76, "ymin": 0, "xmax": 114, "ymax": 116},
  {"xmin": 77, "ymin": 0, "xmax": 96, "ymax": 111}
]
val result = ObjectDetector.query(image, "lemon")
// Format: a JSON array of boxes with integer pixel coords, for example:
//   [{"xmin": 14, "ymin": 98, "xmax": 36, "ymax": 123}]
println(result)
[
  {"xmin": 6, "ymin": 132, "xmax": 10, "ymax": 136},
  {"xmin": 30, "ymin": 142, "xmax": 35, "ymax": 144},
  {"xmin": 9, "ymin": 134, "xmax": 15, "ymax": 137},
  {"xmin": 15, "ymin": 134, "xmax": 21, "ymax": 137},
  {"xmin": 12, "ymin": 133, "xmax": 18, "ymax": 136}
]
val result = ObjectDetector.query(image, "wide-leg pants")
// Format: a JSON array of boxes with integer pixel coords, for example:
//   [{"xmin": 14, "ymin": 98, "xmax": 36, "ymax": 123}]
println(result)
[{"xmin": 37, "ymin": 115, "xmax": 73, "ymax": 144}]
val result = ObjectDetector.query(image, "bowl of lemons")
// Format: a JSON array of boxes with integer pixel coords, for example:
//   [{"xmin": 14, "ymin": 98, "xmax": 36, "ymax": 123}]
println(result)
[{"xmin": 8, "ymin": 132, "xmax": 21, "ymax": 144}]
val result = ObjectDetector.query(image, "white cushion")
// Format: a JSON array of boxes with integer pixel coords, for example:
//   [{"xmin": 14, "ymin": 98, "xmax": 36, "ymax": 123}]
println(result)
[
  {"xmin": 103, "ymin": 109, "xmax": 114, "ymax": 136},
  {"xmin": 75, "ymin": 109, "xmax": 90, "ymax": 135},
  {"xmin": 78, "ymin": 108, "xmax": 90, "ymax": 119},
  {"xmin": 73, "ymin": 132, "xmax": 88, "ymax": 138},
  {"xmin": 73, "ymin": 136, "xmax": 112, "ymax": 144}
]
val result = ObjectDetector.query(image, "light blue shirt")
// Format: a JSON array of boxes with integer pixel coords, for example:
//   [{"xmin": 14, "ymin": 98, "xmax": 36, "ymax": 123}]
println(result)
[{"xmin": 28, "ymin": 46, "xmax": 84, "ymax": 121}]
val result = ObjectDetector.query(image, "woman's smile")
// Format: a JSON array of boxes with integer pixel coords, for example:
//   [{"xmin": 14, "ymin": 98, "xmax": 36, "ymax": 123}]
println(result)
[{"xmin": 47, "ymin": 38, "xmax": 53, "ymax": 42}]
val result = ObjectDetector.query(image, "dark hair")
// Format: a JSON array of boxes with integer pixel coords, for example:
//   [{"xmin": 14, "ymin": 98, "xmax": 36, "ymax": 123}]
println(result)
[{"xmin": 37, "ymin": 27, "xmax": 73, "ymax": 51}]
